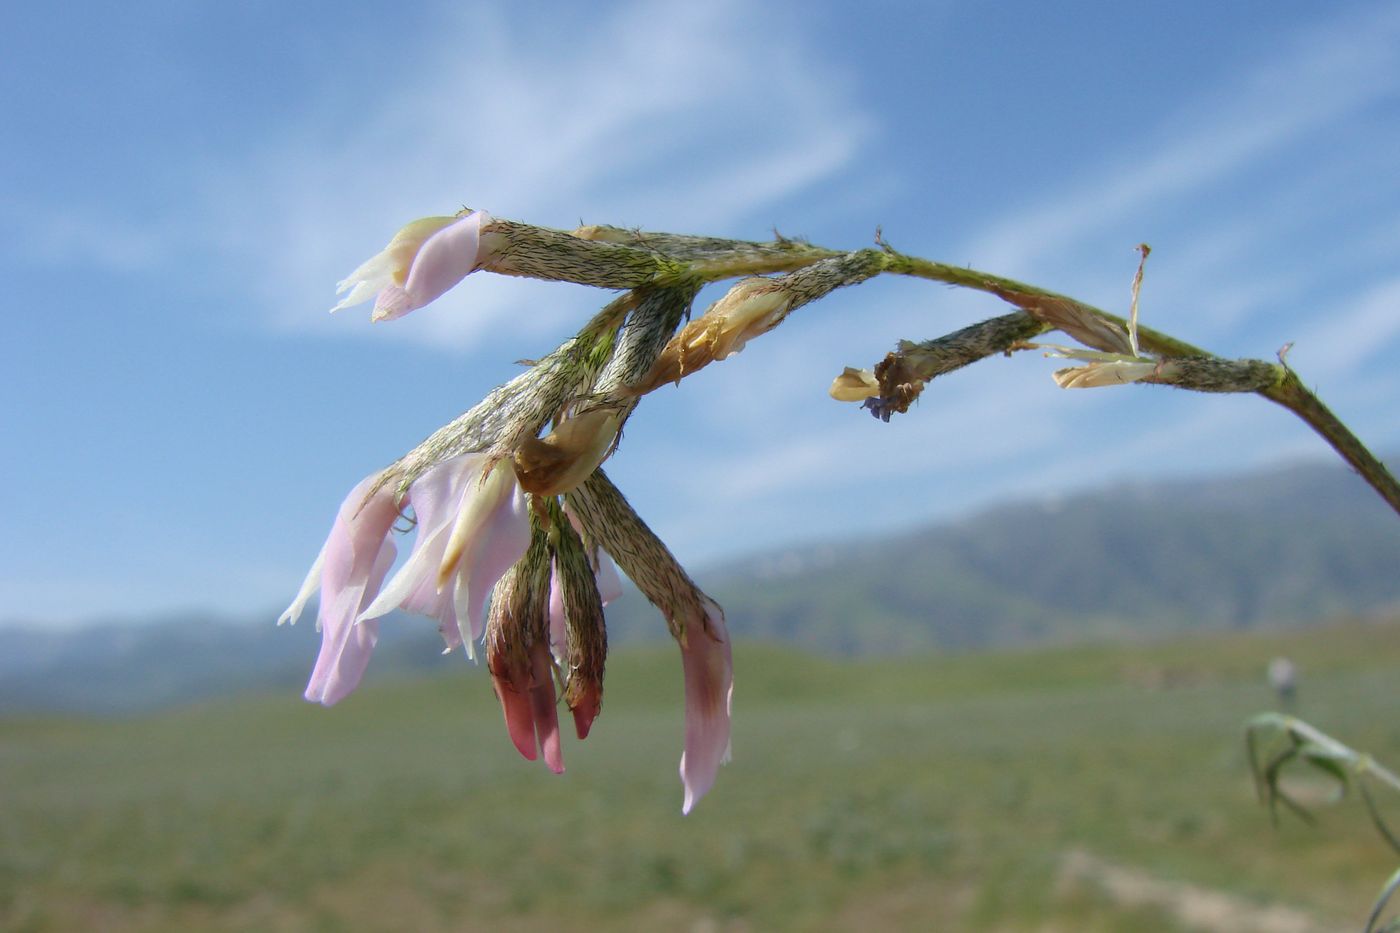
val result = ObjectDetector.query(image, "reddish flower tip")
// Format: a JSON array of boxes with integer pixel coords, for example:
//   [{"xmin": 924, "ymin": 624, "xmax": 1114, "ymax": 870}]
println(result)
[
  {"xmin": 529, "ymin": 643, "xmax": 565, "ymax": 774},
  {"xmin": 570, "ymin": 686, "xmax": 602, "ymax": 740},
  {"xmin": 490, "ymin": 643, "xmax": 566, "ymax": 773},
  {"xmin": 491, "ymin": 668, "xmax": 540, "ymax": 762}
]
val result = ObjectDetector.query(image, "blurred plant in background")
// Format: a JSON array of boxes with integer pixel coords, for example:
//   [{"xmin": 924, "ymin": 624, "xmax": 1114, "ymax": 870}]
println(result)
[{"xmin": 1248, "ymin": 714, "xmax": 1400, "ymax": 932}]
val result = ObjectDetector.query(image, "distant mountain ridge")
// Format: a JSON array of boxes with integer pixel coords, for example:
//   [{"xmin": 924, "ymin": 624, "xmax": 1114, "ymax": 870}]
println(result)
[
  {"xmin": 3, "ymin": 455, "xmax": 1397, "ymax": 714},
  {"xmin": 605, "ymin": 454, "xmax": 1400, "ymax": 652}
]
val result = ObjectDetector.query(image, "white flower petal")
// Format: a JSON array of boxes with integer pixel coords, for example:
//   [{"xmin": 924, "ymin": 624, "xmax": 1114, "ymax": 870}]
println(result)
[{"xmin": 278, "ymin": 548, "xmax": 325, "ymax": 626}]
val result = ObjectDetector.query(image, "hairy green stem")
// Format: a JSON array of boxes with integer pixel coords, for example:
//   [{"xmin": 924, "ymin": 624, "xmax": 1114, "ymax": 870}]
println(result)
[
  {"xmin": 882, "ymin": 251, "xmax": 1400, "ymax": 519},
  {"xmin": 389, "ymin": 215, "xmax": 1400, "ymax": 521},
  {"xmin": 885, "ymin": 253, "xmax": 1207, "ymax": 358},
  {"xmin": 1263, "ymin": 373, "xmax": 1400, "ymax": 517}
]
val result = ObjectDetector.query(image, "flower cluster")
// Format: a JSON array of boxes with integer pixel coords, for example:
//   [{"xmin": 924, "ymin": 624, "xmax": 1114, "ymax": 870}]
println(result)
[
  {"xmin": 284, "ymin": 212, "xmax": 737, "ymax": 811},
  {"xmin": 284, "ymin": 204, "xmax": 1399, "ymax": 816},
  {"xmin": 279, "ymin": 453, "xmax": 531, "ymax": 695}
]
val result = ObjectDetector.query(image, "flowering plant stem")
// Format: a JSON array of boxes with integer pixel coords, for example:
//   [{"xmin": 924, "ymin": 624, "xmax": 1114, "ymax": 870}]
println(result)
[
  {"xmin": 291, "ymin": 210, "xmax": 1399, "ymax": 812},
  {"xmin": 629, "ymin": 231, "xmax": 1398, "ymax": 517},
  {"xmin": 1260, "ymin": 373, "xmax": 1400, "ymax": 517},
  {"xmin": 875, "ymin": 250, "xmax": 1400, "ymax": 518}
]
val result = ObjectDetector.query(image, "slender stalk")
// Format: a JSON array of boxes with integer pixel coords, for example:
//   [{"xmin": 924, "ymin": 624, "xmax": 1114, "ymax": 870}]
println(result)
[
  {"xmin": 1263, "ymin": 372, "xmax": 1400, "ymax": 517},
  {"xmin": 885, "ymin": 253, "xmax": 1208, "ymax": 358},
  {"xmin": 1280, "ymin": 716, "xmax": 1400, "ymax": 795},
  {"xmin": 881, "ymin": 251, "xmax": 1400, "ymax": 519},
  {"xmin": 392, "ymin": 214, "xmax": 1400, "ymax": 520}
]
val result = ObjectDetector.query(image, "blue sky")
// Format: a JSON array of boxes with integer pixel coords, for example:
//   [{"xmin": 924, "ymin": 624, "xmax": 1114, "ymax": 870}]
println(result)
[{"xmin": 4, "ymin": 0, "xmax": 1399, "ymax": 625}]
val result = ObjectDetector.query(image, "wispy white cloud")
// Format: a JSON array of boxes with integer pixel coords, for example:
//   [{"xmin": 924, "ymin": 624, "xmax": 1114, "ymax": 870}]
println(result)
[
  {"xmin": 1289, "ymin": 276, "xmax": 1400, "ymax": 378},
  {"xmin": 960, "ymin": 4, "xmax": 1400, "ymax": 278},
  {"xmin": 206, "ymin": 0, "xmax": 874, "ymax": 350},
  {"xmin": 625, "ymin": 4, "xmax": 1400, "ymax": 540}
]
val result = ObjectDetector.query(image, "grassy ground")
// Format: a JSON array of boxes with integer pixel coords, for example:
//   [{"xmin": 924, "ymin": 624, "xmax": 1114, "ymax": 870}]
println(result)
[{"xmin": 4, "ymin": 621, "xmax": 1400, "ymax": 931}]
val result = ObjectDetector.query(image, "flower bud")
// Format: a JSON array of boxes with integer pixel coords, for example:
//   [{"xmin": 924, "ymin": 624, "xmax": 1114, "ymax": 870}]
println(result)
[
  {"xmin": 828, "ymin": 366, "xmax": 880, "ymax": 402},
  {"xmin": 549, "ymin": 511, "xmax": 608, "ymax": 740},
  {"xmin": 331, "ymin": 211, "xmax": 491, "ymax": 321},
  {"xmin": 1052, "ymin": 359, "xmax": 1159, "ymax": 388},
  {"xmin": 513, "ymin": 408, "xmax": 623, "ymax": 497},
  {"xmin": 986, "ymin": 283, "xmax": 1132, "ymax": 355},
  {"xmin": 485, "ymin": 535, "xmax": 564, "ymax": 774},
  {"xmin": 639, "ymin": 278, "xmax": 792, "ymax": 391}
]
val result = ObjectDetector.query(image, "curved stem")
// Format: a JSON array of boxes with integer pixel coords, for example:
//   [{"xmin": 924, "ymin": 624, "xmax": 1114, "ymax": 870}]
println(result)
[
  {"xmin": 474, "ymin": 217, "xmax": 1400, "ymax": 520},
  {"xmin": 883, "ymin": 252, "xmax": 1400, "ymax": 520},
  {"xmin": 886, "ymin": 253, "xmax": 1208, "ymax": 357},
  {"xmin": 1262, "ymin": 372, "xmax": 1400, "ymax": 517}
]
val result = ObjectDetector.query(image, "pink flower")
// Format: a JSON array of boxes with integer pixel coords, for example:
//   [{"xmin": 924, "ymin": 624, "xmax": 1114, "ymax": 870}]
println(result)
[
  {"xmin": 359, "ymin": 454, "xmax": 530, "ymax": 654},
  {"xmin": 278, "ymin": 474, "xmax": 400, "ymax": 706},
  {"xmin": 490, "ymin": 640, "xmax": 565, "ymax": 774},
  {"xmin": 281, "ymin": 453, "xmax": 530, "ymax": 702},
  {"xmin": 331, "ymin": 211, "xmax": 492, "ymax": 322},
  {"xmin": 546, "ymin": 533, "xmax": 623, "ymax": 665},
  {"xmin": 546, "ymin": 545, "xmax": 620, "ymax": 741},
  {"xmin": 679, "ymin": 602, "xmax": 733, "ymax": 814}
]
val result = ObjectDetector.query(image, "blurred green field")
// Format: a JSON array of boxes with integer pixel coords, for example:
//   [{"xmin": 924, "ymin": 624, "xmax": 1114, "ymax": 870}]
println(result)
[{"xmin": 4, "ymin": 622, "xmax": 1400, "ymax": 931}]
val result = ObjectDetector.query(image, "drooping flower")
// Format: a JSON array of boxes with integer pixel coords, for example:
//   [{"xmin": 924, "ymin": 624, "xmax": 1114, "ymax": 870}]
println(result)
[
  {"xmin": 282, "ymin": 453, "xmax": 530, "ymax": 704},
  {"xmin": 828, "ymin": 366, "xmax": 880, "ymax": 402},
  {"xmin": 482, "ymin": 539, "xmax": 566, "ymax": 773},
  {"xmin": 564, "ymin": 471, "xmax": 736, "ymax": 812},
  {"xmin": 358, "ymin": 453, "xmax": 530, "ymax": 655},
  {"xmin": 331, "ymin": 211, "xmax": 492, "ymax": 322},
  {"xmin": 679, "ymin": 601, "xmax": 734, "ymax": 815},
  {"xmin": 279, "ymin": 473, "xmax": 400, "ymax": 706},
  {"xmin": 490, "ymin": 637, "xmax": 566, "ymax": 774},
  {"xmin": 514, "ymin": 407, "xmax": 624, "ymax": 497},
  {"xmin": 546, "ymin": 545, "xmax": 622, "ymax": 664},
  {"xmin": 546, "ymin": 508, "xmax": 621, "ymax": 740},
  {"xmin": 637, "ymin": 278, "xmax": 793, "ymax": 392}
]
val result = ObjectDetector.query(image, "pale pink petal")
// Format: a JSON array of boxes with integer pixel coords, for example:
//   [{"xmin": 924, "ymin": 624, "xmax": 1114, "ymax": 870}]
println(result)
[
  {"xmin": 373, "ymin": 211, "xmax": 487, "ymax": 321},
  {"xmin": 301, "ymin": 474, "xmax": 399, "ymax": 704},
  {"xmin": 360, "ymin": 454, "xmax": 486, "ymax": 622},
  {"xmin": 370, "ymin": 286, "xmax": 413, "ymax": 322},
  {"xmin": 438, "ymin": 622, "xmax": 463, "ymax": 653},
  {"xmin": 594, "ymin": 550, "xmax": 623, "ymax": 606},
  {"xmin": 562, "ymin": 505, "xmax": 623, "ymax": 606},
  {"xmin": 305, "ymin": 527, "xmax": 396, "ymax": 706},
  {"xmin": 528, "ymin": 642, "xmax": 564, "ymax": 774},
  {"xmin": 679, "ymin": 604, "xmax": 734, "ymax": 814},
  {"xmin": 547, "ymin": 562, "xmax": 567, "ymax": 663},
  {"xmin": 303, "ymin": 453, "xmax": 530, "ymax": 674},
  {"xmin": 490, "ymin": 656, "xmax": 539, "ymax": 762},
  {"xmin": 360, "ymin": 454, "xmax": 528, "ymax": 658},
  {"xmin": 358, "ymin": 538, "xmax": 435, "ymax": 621},
  {"xmin": 305, "ymin": 540, "xmax": 393, "ymax": 705},
  {"xmin": 401, "ymin": 574, "xmax": 461, "ymax": 652},
  {"xmin": 333, "ymin": 215, "xmax": 458, "ymax": 315},
  {"xmin": 452, "ymin": 576, "xmax": 479, "ymax": 660},
  {"xmin": 453, "ymin": 474, "xmax": 531, "ymax": 645},
  {"xmin": 278, "ymin": 548, "xmax": 324, "ymax": 626},
  {"xmin": 409, "ymin": 452, "xmax": 483, "ymax": 528},
  {"xmin": 439, "ymin": 460, "xmax": 518, "ymax": 588}
]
